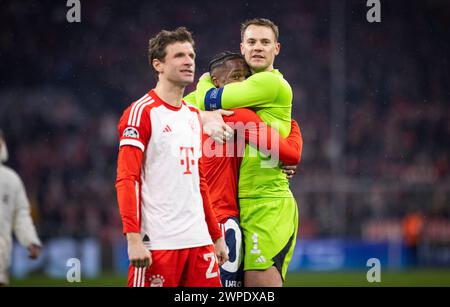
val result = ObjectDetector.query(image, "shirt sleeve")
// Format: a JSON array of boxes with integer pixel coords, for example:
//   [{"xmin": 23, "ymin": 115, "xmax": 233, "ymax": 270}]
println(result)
[
  {"xmin": 118, "ymin": 104, "xmax": 152, "ymax": 152},
  {"xmin": 284, "ymin": 119, "xmax": 303, "ymax": 165},
  {"xmin": 198, "ymin": 156, "xmax": 222, "ymax": 242},
  {"xmin": 198, "ymin": 72, "xmax": 282, "ymax": 111},
  {"xmin": 115, "ymin": 145, "xmax": 143, "ymax": 234},
  {"xmin": 223, "ymin": 108, "xmax": 302, "ymax": 165},
  {"xmin": 13, "ymin": 175, "xmax": 42, "ymax": 248}
]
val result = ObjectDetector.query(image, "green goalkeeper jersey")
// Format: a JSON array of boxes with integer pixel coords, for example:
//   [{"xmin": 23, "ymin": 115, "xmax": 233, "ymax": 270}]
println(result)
[{"xmin": 185, "ymin": 69, "xmax": 293, "ymax": 198}]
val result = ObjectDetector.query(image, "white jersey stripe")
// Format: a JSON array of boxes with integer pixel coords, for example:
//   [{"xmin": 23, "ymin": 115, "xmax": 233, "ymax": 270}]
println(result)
[
  {"xmin": 135, "ymin": 99, "xmax": 154, "ymax": 127},
  {"xmin": 119, "ymin": 139, "xmax": 145, "ymax": 151},
  {"xmin": 133, "ymin": 267, "xmax": 138, "ymax": 287},
  {"xmin": 141, "ymin": 268, "xmax": 146, "ymax": 287},
  {"xmin": 137, "ymin": 267, "xmax": 142, "ymax": 287},
  {"xmin": 135, "ymin": 181, "xmax": 140, "ymax": 224},
  {"xmin": 128, "ymin": 94, "xmax": 149, "ymax": 125},
  {"xmin": 131, "ymin": 97, "xmax": 152, "ymax": 127}
]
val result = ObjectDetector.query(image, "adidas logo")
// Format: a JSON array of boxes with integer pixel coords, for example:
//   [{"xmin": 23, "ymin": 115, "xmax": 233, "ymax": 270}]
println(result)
[
  {"xmin": 255, "ymin": 255, "xmax": 267, "ymax": 264},
  {"xmin": 162, "ymin": 125, "xmax": 172, "ymax": 133}
]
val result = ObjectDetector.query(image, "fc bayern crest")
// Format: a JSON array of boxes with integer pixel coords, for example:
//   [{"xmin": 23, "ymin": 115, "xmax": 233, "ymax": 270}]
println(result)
[{"xmin": 149, "ymin": 274, "xmax": 165, "ymax": 287}]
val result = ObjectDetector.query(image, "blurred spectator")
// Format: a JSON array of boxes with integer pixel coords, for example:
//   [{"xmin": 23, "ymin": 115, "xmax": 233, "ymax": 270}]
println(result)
[{"xmin": 402, "ymin": 211, "xmax": 424, "ymax": 266}]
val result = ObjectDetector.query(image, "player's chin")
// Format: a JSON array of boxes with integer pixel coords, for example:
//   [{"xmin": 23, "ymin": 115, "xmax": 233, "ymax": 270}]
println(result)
[
  {"xmin": 249, "ymin": 61, "xmax": 269, "ymax": 72},
  {"xmin": 178, "ymin": 76, "xmax": 194, "ymax": 86}
]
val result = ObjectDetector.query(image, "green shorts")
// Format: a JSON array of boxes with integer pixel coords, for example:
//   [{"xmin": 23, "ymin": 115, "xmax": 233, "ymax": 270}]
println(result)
[{"xmin": 239, "ymin": 197, "xmax": 298, "ymax": 281}]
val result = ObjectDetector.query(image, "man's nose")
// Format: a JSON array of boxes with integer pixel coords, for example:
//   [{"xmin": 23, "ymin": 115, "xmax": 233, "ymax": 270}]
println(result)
[
  {"xmin": 253, "ymin": 42, "xmax": 263, "ymax": 51},
  {"xmin": 184, "ymin": 56, "xmax": 194, "ymax": 66}
]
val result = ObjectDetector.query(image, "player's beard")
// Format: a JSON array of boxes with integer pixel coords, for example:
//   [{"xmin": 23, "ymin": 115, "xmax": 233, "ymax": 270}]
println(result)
[{"xmin": 0, "ymin": 139, "xmax": 8, "ymax": 163}]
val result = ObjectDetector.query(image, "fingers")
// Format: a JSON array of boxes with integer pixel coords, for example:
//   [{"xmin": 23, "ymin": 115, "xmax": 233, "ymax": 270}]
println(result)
[
  {"xmin": 281, "ymin": 164, "xmax": 297, "ymax": 179},
  {"xmin": 222, "ymin": 123, "xmax": 233, "ymax": 137},
  {"xmin": 217, "ymin": 253, "xmax": 229, "ymax": 267},
  {"xmin": 217, "ymin": 257, "xmax": 224, "ymax": 267},
  {"xmin": 284, "ymin": 169, "xmax": 296, "ymax": 179},
  {"xmin": 281, "ymin": 164, "xmax": 297, "ymax": 171},
  {"xmin": 28, "ymin": 245, "xmax": 41, "ymax": 259},
  {"xmin": 282, "ymin": 169, "xmax": 296, "ymax": 175},
  {"xmin": 212, "ymin": 134, "xmax": 225, "ymax": 144},
  {"xmin": 130, "ymin": 256, "xmax": 151, "ymax": 268},
  {"xmin": 217, "ymin": 109, "xmax": 234, "ymax": 117},
  {"xmin": 222, "ymin": 252, "xmax": 229, "ymax": 265},
  {"xmin": 206, "ymin": 124, "xmax": 233, "ymax": 144}
]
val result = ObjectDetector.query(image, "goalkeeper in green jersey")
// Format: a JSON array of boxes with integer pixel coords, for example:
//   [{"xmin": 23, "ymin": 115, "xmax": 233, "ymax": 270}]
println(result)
[{"xmin": 187, "ymin": 18, "xmax": 299, "ymax": 287}]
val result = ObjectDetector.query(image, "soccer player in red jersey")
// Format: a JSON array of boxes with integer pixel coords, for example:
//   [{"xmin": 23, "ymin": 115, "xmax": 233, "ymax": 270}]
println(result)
[
  {"xmin": 115, "ymin": 27, "xmax": 228, "ymax": 287},
  {"xmin": 186, "ymin": 52, "xmax": 303, "ymax": 287}
]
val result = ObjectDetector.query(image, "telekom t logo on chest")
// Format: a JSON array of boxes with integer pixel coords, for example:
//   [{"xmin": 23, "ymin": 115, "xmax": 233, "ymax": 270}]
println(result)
[{"xmin": 180, "ymin": 147, "xmax": 195, "ymax": 175}]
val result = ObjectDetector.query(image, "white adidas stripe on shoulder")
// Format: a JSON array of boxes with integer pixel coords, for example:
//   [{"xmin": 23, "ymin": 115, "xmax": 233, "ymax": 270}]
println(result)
[
  {"xmin": 135, "ymin": 99, "xmax": 155, "ymax": 127},
  {"xmin": 127, "ymin": 94, "xmax": 149, "ymax": 126},
  {"xmin": 130, "ymin": 97, "xmax": 153, "ymax": 127}
]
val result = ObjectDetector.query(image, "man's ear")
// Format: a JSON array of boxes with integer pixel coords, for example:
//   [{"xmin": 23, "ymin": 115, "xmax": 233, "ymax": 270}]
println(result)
[
  {"xmin": 153, "ymin": 59, "xmax": 163, "ymax": 75},
  {"xmin": 211, "ymin": 75, "xmax": 220, "ymax": 88},
  {"xmin": 274, "ymin": 42, "xmax": 281, "ymax": 56}
]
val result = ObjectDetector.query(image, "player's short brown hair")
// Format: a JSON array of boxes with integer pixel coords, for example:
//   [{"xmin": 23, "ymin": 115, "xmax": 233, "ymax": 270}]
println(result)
[
  {"xmin": 241, "ymin": 18, "xmax": 279, "ymax": 42},
  {"xmin": 148, "ymin": 27, "xmax": 194, "ymax": 80}
]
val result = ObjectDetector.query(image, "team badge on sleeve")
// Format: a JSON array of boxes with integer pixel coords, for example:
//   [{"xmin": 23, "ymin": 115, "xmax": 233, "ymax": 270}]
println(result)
[{"xmin": 123, "ymin": 127, "xmax": 139, "ymax": 139}]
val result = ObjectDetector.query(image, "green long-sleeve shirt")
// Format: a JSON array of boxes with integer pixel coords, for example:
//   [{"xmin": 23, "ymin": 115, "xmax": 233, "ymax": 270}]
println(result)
[{"xmin": 185, "ymin": 69, "xmax": 293, "ymax": 199}]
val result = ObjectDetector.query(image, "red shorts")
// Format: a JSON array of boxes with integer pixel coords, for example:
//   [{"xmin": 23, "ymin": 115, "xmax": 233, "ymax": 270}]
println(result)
[{"xmin": 128, "ymin": 244, "xmax": 222, "ymax": 287}]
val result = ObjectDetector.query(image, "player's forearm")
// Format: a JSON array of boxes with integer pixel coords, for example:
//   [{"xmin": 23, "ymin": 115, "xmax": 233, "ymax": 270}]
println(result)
[
  {"xmin": 202, "ymin": 73, "xmax": 278, "ymax": 110},
  {"xmin": 286, "ymin": 120, "xmax": 303, "ymax": 164},
  {"xmin": 281, "ymin": 120, "xmax": 303, "ymax": 165},
  {"xmin": 116, "ymin": 179, "xmax": 140, "ymax": 233},
  {"xmin": 116, "ymin": 146, "xmax": 143, "ymax": 234},
  {"xmin": 13, "ymin": 211, "xmax": 41, "ymax": 248},
  {"xmin": 13, "ymin": 186, "xmax": 42, "ymax": 247},
  {"xmin": 243, "ymin": 119, "xmax": 301, "ymax": 165},
  {"xmin": 126, "ymin": 232, "xmax": 142, "ymax": 243},
  {"xmin": 198, "ymin": 157, "xmax": 222, "ymax": 241},
  {"xmin": 230, "ymin": 108, "xmax": 285, "ymax": 161}
]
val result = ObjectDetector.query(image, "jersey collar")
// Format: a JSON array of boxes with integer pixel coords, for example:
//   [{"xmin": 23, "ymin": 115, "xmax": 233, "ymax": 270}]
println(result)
[{"xmin": 149, "ymin": 89, "xmax": 183, "ymax": 111}]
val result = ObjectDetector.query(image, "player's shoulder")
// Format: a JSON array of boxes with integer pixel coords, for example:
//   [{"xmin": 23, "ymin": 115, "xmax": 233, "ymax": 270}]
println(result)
[
  {"xmin": 0, "ymin": 164, "xmax": 22, "ymax": 185},
  {"xmin": 119, "ymin": 91, "xmax": 160, "ymax": 127},
  {"xmin": 247, "ymin": 70, "xmax": 284, "ymax": 89},
  {"xmin": 183, "ymin": 101, "xmax": 201, "ymax": 115}
]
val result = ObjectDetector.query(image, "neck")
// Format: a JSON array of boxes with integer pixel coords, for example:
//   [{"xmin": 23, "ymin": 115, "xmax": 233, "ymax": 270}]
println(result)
[
  {"xmin": 154, "ymin": 80, "xmax": 185, "ymax": 107},
  {"xmin": 252, "ymin": 64, "xmax": 274, "ymax": 74}
]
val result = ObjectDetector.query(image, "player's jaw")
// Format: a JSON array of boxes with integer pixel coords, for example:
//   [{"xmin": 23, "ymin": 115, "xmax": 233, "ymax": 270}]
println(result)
[
  {"xmin": 177, "ymin": 65, "xmax": 195, "ymax": 85},
  {"xmin": 248, "ymin": 52, "xmax": 270, "ymax": 71}
]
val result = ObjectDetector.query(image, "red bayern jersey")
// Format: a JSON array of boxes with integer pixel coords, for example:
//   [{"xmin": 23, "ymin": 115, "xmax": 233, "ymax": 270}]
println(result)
[{"xmin": 202, "ymin": 108, "xmax": 303, "ymax": 223}]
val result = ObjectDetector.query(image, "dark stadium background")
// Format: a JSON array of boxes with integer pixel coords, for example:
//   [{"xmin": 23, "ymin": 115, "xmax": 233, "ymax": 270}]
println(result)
[{"xmin": 1, "ymin": 0, "xmax": 449, "ymax": 286}]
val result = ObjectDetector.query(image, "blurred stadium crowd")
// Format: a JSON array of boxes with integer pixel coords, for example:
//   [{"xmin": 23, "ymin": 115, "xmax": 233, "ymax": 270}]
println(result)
[{"xmin": 0, "ymin": 0, "xmax": 449, "ymax": 250}]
